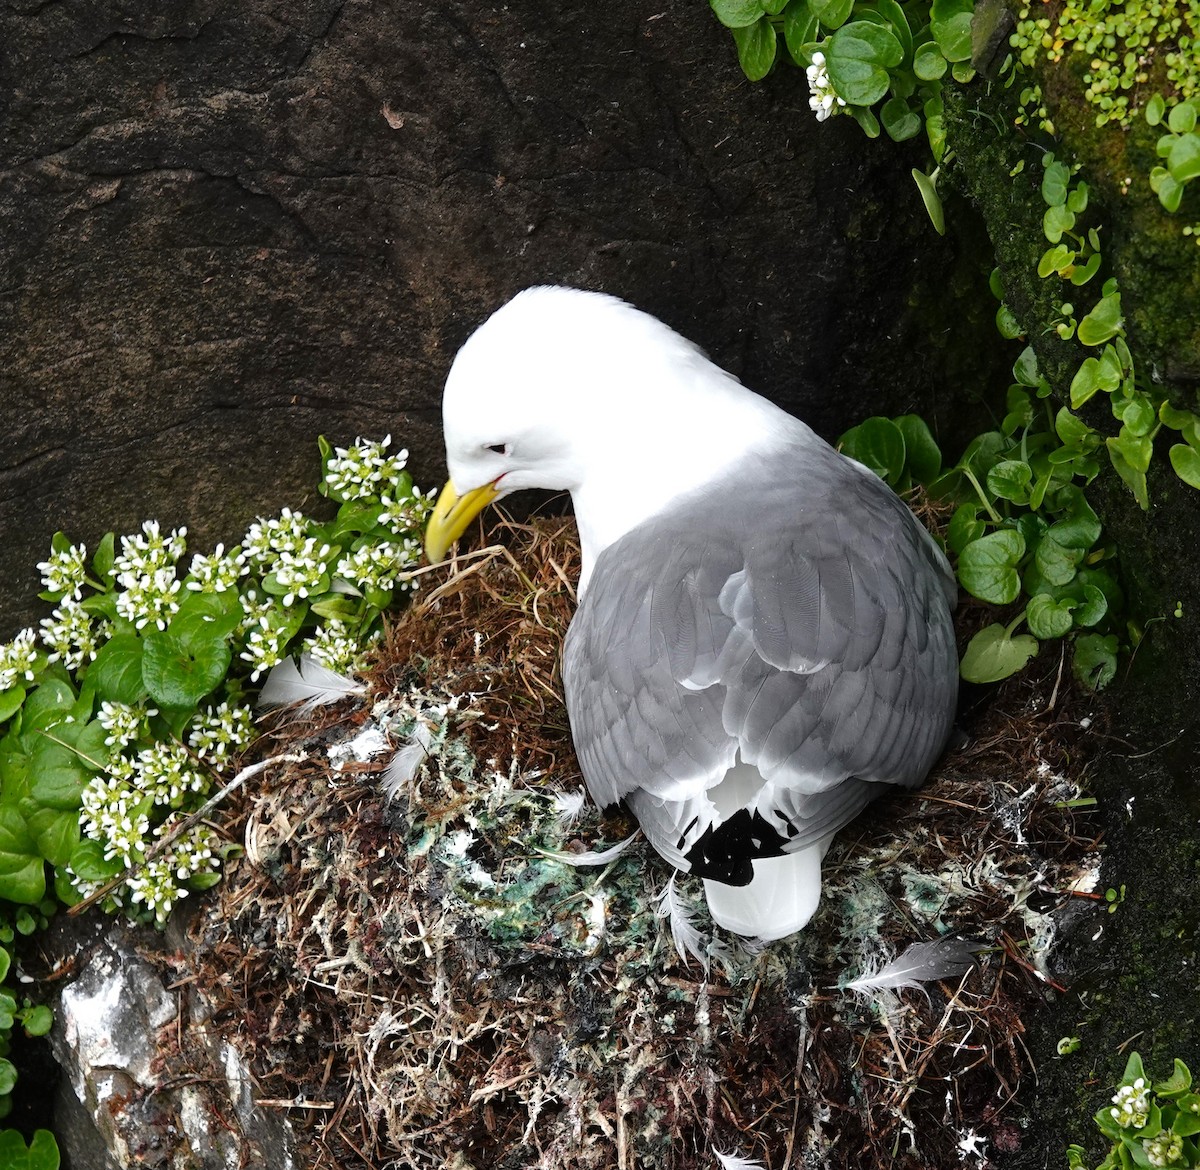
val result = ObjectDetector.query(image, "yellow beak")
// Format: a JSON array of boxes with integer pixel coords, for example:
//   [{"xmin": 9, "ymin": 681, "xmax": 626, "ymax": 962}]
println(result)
[{"xmin": 423, "ymin": 479, "xmax": 501, "ymax": 563}]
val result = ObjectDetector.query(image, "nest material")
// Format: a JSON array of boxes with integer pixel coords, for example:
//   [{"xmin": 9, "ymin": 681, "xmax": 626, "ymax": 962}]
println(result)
[{"xmin": 185, "ymin": 515, "xmax": 1101, "ymax": 1170}]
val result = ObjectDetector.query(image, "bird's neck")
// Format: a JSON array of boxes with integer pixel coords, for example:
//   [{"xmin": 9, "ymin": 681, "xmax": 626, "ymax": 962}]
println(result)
[{"xmin": 568, "ymin": 379, "xmax": 797, "ymax": 594}]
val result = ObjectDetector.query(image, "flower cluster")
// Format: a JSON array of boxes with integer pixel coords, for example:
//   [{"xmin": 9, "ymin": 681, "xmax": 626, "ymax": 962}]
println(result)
[
  {"xmin": 240, "ymin": 613, "xmax": 292, "ymax": 682},
  {"xmin": 188, "ymin": 701, "xmax": 254, "ymax": 767},
  {"xmin": 324, "ymin": 434, "xmax": 410, "ymax": 501},
  {"xmin": 0, "ymin": 629, "xmax": 39, "ymax": 691},
  {"xmin": 303, "ymin": 620, "xmax": 366, "ymax": 675},
  {"xmin": 40, "ymin": 596, "xmax": 108, "ymax": 669},
  {"xmin": 1111, "ymin": 1078, "xmax": 1151, "ymax": 1128},
  {"xmin": 97, "ymin": 700, "xmax": 156, "ymax": 749},
  {"xmin": 336, "ymin": 538, "xmax": 421, "ymax": 595},
  {"xmin": 37, "ymin": 541, "xmax": 89, "ymax": 597},
  {"xmin": 113, "ymin": 521, "xmax": 188, "ymax": 630},
  {"xmin": 1142, "ymin": 1131, "xmax": 1184, "ymax": 1168},
  {"xmin": 273, "ymin": 537, "xmax": 334, "ymax": 606},
  {"xmin": 806, "ymin": 52, "xmax": 846, "ymax": 122},
  {"xmin": 379, "ymin": 487, "xmax": 436, "ymax": 536},
  {"xmin": 242, "ymin": 508, "xmax": 310, "ymax": 571},
  {"xmin": 187, "ymin": 544, "xmax": 248, "ymax": 593}
]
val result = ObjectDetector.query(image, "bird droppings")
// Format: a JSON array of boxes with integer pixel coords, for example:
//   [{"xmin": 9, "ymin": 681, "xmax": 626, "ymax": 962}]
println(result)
[{"xmin": 179, "ymin": 514, "xmax": 1104, "ymax": 1170}]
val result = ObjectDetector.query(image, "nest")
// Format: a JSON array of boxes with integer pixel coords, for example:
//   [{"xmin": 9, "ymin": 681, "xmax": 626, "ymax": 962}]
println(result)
[{"xmin": 183, "ymin": 514, "xmax": 1101, "ymax": 1170}]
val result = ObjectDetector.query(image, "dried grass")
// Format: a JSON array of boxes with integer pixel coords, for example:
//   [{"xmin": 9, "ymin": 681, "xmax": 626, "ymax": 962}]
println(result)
[{"xmin": 182, "ymin": 513, "xmax": 1101, "ymax": 1170}]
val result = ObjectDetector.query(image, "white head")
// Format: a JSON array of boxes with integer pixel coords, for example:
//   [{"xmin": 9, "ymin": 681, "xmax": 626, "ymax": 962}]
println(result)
[{"xmin": 424, "ymin": 286, "xmax": 791, "ymax": 585}]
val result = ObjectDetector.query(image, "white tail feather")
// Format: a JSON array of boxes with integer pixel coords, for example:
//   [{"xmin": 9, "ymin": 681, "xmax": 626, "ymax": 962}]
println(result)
[
  {"xmin": 381, "ymin": 723, "xmax": 435, "ymax": 800},
  {"xmin": 552, "ymin": 788, "xmax": 588, "ymax": 827},
  {"xmin": 257, "ymin": 654, "xmax": 366, "ymax": 712},
  {"xmin": 702, "ymin": 840, "xmax": 828, "ymax": 941},
  {"xmin": 714, "ymin": 1151, "xmax": 767, "ymax": 1170}
]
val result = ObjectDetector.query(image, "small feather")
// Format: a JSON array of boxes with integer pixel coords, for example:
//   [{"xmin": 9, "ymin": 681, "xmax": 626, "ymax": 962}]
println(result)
[
  {"xmin": 257, "ymin": 654, "xmax": 366, "ymax": 712},
  {"xmin": 381, "ymin": 723, "xmax": 435, "ymax": 800},
  {"xmin": 654, "ymin": 874, "xmax": 709, "ymax": 970},
  {"xmin": 535, "ymin": 832, "xmax": 639, "ymax": 866},
  {"xmin": 553, "ymin": 788, "xmax": 588, "ymax": 827},
  {"xmin": 714, "ymin": 1151, "xmax": 766, "ymax": 1170},
  {"xmin": 846, "ymin": 936, "xmax": 979, "ymax": 996}
]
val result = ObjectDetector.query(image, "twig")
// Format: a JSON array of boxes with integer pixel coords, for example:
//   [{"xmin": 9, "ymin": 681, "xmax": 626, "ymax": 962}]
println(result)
[{"xmin": 67, "ymin": 752, "xmax": 307, "ymax": 916}]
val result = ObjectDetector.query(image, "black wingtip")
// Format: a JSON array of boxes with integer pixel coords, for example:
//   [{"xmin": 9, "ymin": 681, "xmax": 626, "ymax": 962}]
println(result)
[{"xmin": 684, "ymin": 809, "xmax": 790, "ymax": 885}]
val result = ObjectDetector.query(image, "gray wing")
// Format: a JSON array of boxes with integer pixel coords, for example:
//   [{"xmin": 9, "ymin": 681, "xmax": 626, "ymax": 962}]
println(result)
[{"xmin": 561, "ymin": 440, "xmax": 958, "ymax": 873}]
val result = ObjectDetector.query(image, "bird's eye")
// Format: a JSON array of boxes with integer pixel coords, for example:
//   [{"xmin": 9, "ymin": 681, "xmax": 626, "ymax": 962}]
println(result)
[{"xmin": 484, "ymin": 443, "xmax": 510, "ymax": 456}]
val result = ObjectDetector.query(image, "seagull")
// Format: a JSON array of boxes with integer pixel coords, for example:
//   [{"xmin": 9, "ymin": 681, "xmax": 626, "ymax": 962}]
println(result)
[{"xmin": 423, "ymin": 287, "xmax": 958, "ymax": 941}]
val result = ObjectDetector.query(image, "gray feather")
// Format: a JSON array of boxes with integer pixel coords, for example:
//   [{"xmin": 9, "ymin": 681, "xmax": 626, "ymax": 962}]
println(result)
[{"xmin": 846, "ymin": 936, "xmax": 980, "ymax": 995}]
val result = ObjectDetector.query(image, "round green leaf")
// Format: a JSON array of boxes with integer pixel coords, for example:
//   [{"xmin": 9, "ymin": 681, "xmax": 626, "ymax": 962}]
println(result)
[
  {"xmin": 0, "ymin": 1059, "xmax": 17, "ymax": 1097},
  {"xmin": 838, "ymin": 416, "xmax": 906, "ymax": 484},
  {"xmin": 1077, "ymin": 292, "xmax": 1123, "ymax": 347},
  {"xmin": 929, "ymin": 0, "xmax": 973, "ymax": 60},
  {"xmin": 0, "ymin": 1128, "xmax": 61, "ymax": 1170},
  {"xmin": 1027, "ymin": 593, "xmax": 1075, "ymax": 639},
  {"xmin": 1040, "ymin": 160, "xmax": 1071, "ymax": 207},
  {"xmin": 1073, "ymin": 633, "xmax": 1118, "ymax": 690},
  {"xmin": 0, "ymin": 687, "xmax": 25, "ymax": 725},
  {"xmin": 21, "ymin": 681, "xmax": 75, "ymax": 733},
  {"xmin": 783, "ymin": 0, "xmax": 819, "ymax": 62},
  {"xmin": 947, "ymin": 505, "xmax": 985, "ymax": 555},
  {"xmin": 732, "ymin": 17, "xmax": 778, "ymax": 81},
  {"xmin": 1035, "ymin": 534, "xmax": 1084, "ymax": 587},
  {"xmin": 87, "ymin": 635, "xmax": 148, "ymax": 705},
  {"xmin": 68, "ymin": 838, "xmax": 124, "ymax": 882},
  {"xmin": 960, "ymin": 623, "xmax": 1040, "ymax": 684},
  {"xmin": 957, "ymin": 529, "xmax": 1025, "ymax": 604},
  {"xmin": 1043, "ymin": 203, "xmax": 1076, "ymax": 244},
  {"xmin": 825, "ymin": 21, "xmax": 903, "ymax": 106},
  {"xmin": 811, "ymin": 0, "xmax": 853, "ymax": 28},
  {"xmin": 987, "ymin": 460, "xmax": 1033, "ymax": 504},
  {"xmin": 0, "ymin": 808, "xmax": 46, "ymax": 905},
  {"xmin": 1168, "ymin": 101, "xmax": 1198, "ymax": 135},
  {"xmin": 21, "ymin": 1004, "xmax": 54, "ymax": 1038},
  {"xmin": 1145, "ymin": 93, "xmax": 1166, "ymax": 126},
  {"xmin": 1167, "ymin": 132, "xmax": 1200, "ymax": 183},
  {"xmin": 28, "ymin": 726, "xmax": 91, "ymax": 810},
  {"xmin": 1048, "ymin": 488, "xmax": 1102, "ymax": 549},
  {"xmin": 710, "ymin": 0, "xmax": 767, "ymax": 29},
  {"xmin": 26, "ymin": 806, "xmax": 80, "ymax": 869},
  {"xmin": 1170, "ymin": 443, "xmax": 1200, "ymax": 489},
  {"xmin": 881, "ymin": 96, "xmax": 921, "ymax": 142},
  {"xmin": 874, "ymin": 0, "xmax": 912, "ymax": 55},
  {"xmin": 913, "ymin": 40, "xmax": 947, "ymax": 80},
  {"xmin": 142, "ymin": 629, "xmax": 231, "ymax": 709},
  {"xmin": 894, "ymin": 415, "xmax": 942, "ymax": 483}
]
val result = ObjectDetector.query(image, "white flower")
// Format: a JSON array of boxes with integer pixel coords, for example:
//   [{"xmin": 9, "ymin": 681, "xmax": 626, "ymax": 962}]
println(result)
[
  {"xmin": 114, "ymin": 566, "xmax": 182, "ymax": 631},
  {"xmin": 273, "ymin": 537, "xmax": 333, "ymax": 606},
  {"xmin": 37, "ymin": 541, "xmax": 89, "ymax": 598},
  {"xmin": 131, "ymin": 742, "xmax": 207, "ymax": 806},
  {"xmin": 126, "ymin": 857, "xmax": 186, "ymax": 924},
  {"xmin": 1110, "ymin": 1078, "xmax": 1150, "ymax": 1128},
  {"xmin": 187, "ymin": 544, "xmax": 248, "ymax": 592},
  {"xmin": 1142, "ymin": 1131, "xmax": 1183, "ymax": 1167},
  {"xmin": 0, "ymin": 629, "xmax": 39, "ymax": 691},
  {"xmin": 806, "ymin": 50, "xmax": 846, "ymax": 122},
  {"xmin": 97, "ymin": 700, "xmax": 156, "ymax": 750},
  {"xmin": 335, "ymin": 538, "xmax": 421, "ymax": 595},
  {"xmin": 188, "ymin": 701, "xmax": 255, "ymax": 766},
  {"xmin": 302, "ymin": 620, "xmax": 364, "ymax": 675},
  {"xmin": 379, "ymin": 487, "xmax": 436, "ymax": 536},
  {"xmin": 40, "ymin": 596, "xmax": 107, "ymax": 669},
  {"xmin": 114, "ymin": 521, "xmax": 187, "ymax": 581},
  {"xmin": 242, "ymin": 508, "xmax": 311, "ymax": 569},
  {"xmin": 240, "ymin": 617, "xmax": 290, "ymax": 682},
  {"xmin": 324, "ymin": 434, "xmax": 409, "ymax": 501}
]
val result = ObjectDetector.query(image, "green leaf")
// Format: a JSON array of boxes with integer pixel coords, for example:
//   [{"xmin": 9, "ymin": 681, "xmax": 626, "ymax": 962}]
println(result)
[
  {"xmin": 1152, "ymin": 167, "xmax": 1185, "ymax": 213},
  {"xmin": 1043, "ymin": 203, "xmax": 1076, "ymax": 244},
  {"xmin": 950, "ymin": 60, "xmax": 974, "ymax": 82},
  {"xmin": 987, "ymin": 460, "xmax": 1033, "ymax": 504},
  {"xmin": 825, "ymin": 21, "xmax": 903, "ymax": 105},
  {"xmin": 960, "ymin": 623, "xmax": 1039, "ymax": 683},
  {"xmin": 913, "ymin": 40, "xmax": 947, "ymax": 80},
  {"xmin": 1048, "ymin": 488, "xmax": 1102, "ymax": 549},
  {"xmin": 1035, "ymin": 534, "xmax": 1084, "ymax": 586},
  {"xmin": 1074, "ymin": 633, "xmax": 1118, "ymax": 690},
  {"xmin": 929, "ymin": 0, "xmax": 972, "ymax": 61},
  {"xmin": 849, "ymin": 104, "xmax": 881, "ymax": 137},
  {"xmin": 20, "ymin": 1004, "xmax": 53, "ymax": 1038},
  {"xmin": 0, "ymin": 1059, "xmax": 17, "ymax": 1097},
  {"xmin": 67, "ymin": 838, "xmax": 124, "ymax": 883},
  {"xmin": 1038, "ymin": 243, "xmax": 1073, "ymax": 278},
  {"xmin": 710, "ymin": 0, "xmax": 767, "ymax": 28},
  {"xmin": 1012, "ymin": 345, "xmax": 1040, "ymax": 388},
  {"xmin": 810, "ymin": 0, "xmax": 853, "ymax": 27},
  {"xmin": 1145, "ymin": 93, "xmax": 1166, "ymax": 126},
  {"xmin": 87, "ymin": 635, "xmax": 148, "ymax": 705},
  {"xmin": 783, "ymin": 0, "xmax": 819, "ymax": 63},
  {"xmin": 995, "ymin": 302, "xmax": 1022, "ymax": 339},
  {"xmin": 1027, "ymin": 593, "xmax": 1075, "ymax": 639},
  {"xmin": 911, "ymin": 168, "xmax": 945, "ymax": 235},
  {"xmin": 92, "ymin": 532, "xmax": 116, "ymax": 583},
  {"xmin": 0, "ymin": 687, "xmax": 25, "ymax": 725},
  {"xmin": 1072, "ymin": 583, "xmax": 1108, "ymax": 627},
  {"xmin": 894, "ymin": 414, "xmax": 942, "ymax": 482},
  {"xmin": 1168, "ymin": 101, "xmax": 1198, "ymax": 135},
  {"xmin": 0, "ymin": 808, "xmax": 46, "ymax": 904},
  {"xmin": 958, "ymin": 529, "xmax": 1025, "ymax": 604},
  {"xmin": 172, "ymin": 590, "xmax": 243, "ymax": 643},
  {"xmin": 142, "ymin": 628, "xmax": 232, "ymax": 710},
  {"xmin": 21, "ymin": 680, "xmax": 75, "ymax": 733},
  {"xmin": 731, "ymin": 17, "xmax": 778, "ymax": 80},
  {"xmin": 1067, "ymin": 182, "xmax": 1089, "ymax": 214},
  {"xmin": 947, "ymin": 505, "xmax": 985, "ymax": 555},
  {"xmin": 1160, "ymin": 402, "xmax": 1198, "ymax": 431},
  {"xmin": 26, "ymin": 806, "xmax": 80, "ymax": 868},
  {"xmin": 1040, "ymin": 160, "xmax": 1071, "ymax": 207},
  {"xmin": 1120, "ymin": 393, "xmax": 1157, "ymax": 437},
  {"xmin": 1154, "ymin": 1058, "xmax": 1193, "ymax": 1098},
  {"xmin": 874, "ymin": 0, "xmax": 912, "ymax": 55},
  {"xmin": 0, "ymin": 1129, "xmax": 61, "ymax": 1170},
  {"xmin": 1056, "ymin": 408, "xmax": 1095, "ymax": 446},
  {"xmin": 1170, "ymin": 443, "xmax": 1200, "ymax": 489},
  {"xmin": 1069, "ymin": 252, "xmax": 1103, "ymax": 286},
  {"xmin": 1077, "ymin": 292, "xmax": 1122, "ymax": 346},
  {"xmin": 28, "ymin": 723, "xmax": 90, "ymax": 810},
  {"xmin": 839, "ymin": 416, "xmax": 907, "ymax": 484},
  {"xmin": 1167, "ymin": 131, "xmax": 1200, "ymax": 183},
  {"xmin": 881, "ymin": 96, "xmax": 921, "ymax": 141}
]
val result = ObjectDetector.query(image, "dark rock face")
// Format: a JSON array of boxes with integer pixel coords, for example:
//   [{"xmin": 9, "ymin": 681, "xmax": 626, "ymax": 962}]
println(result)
[{"xmin": 0, "ymin": 0, "xmax": 1003, "ymax": 634}]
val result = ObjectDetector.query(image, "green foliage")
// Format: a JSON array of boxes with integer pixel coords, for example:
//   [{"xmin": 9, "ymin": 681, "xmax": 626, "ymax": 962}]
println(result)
[
  {"xmin": 709, "ymin": 0, "xmax": 969, "ymax": 165},
  {"xmin": 0, "ymin": 1130, "xmax": 60, "ymax": 1170},
  {"xmin": 1148, "ymin": 97, "xmax": 1200, "ymax": 216},
  {"xmin": 1067, "ymin": 1053, "xmax": 1200, "ymax": 1170},
  {"xmin": 0, "ymin": 434, "xmax": 434, "ymax": 1146}
]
